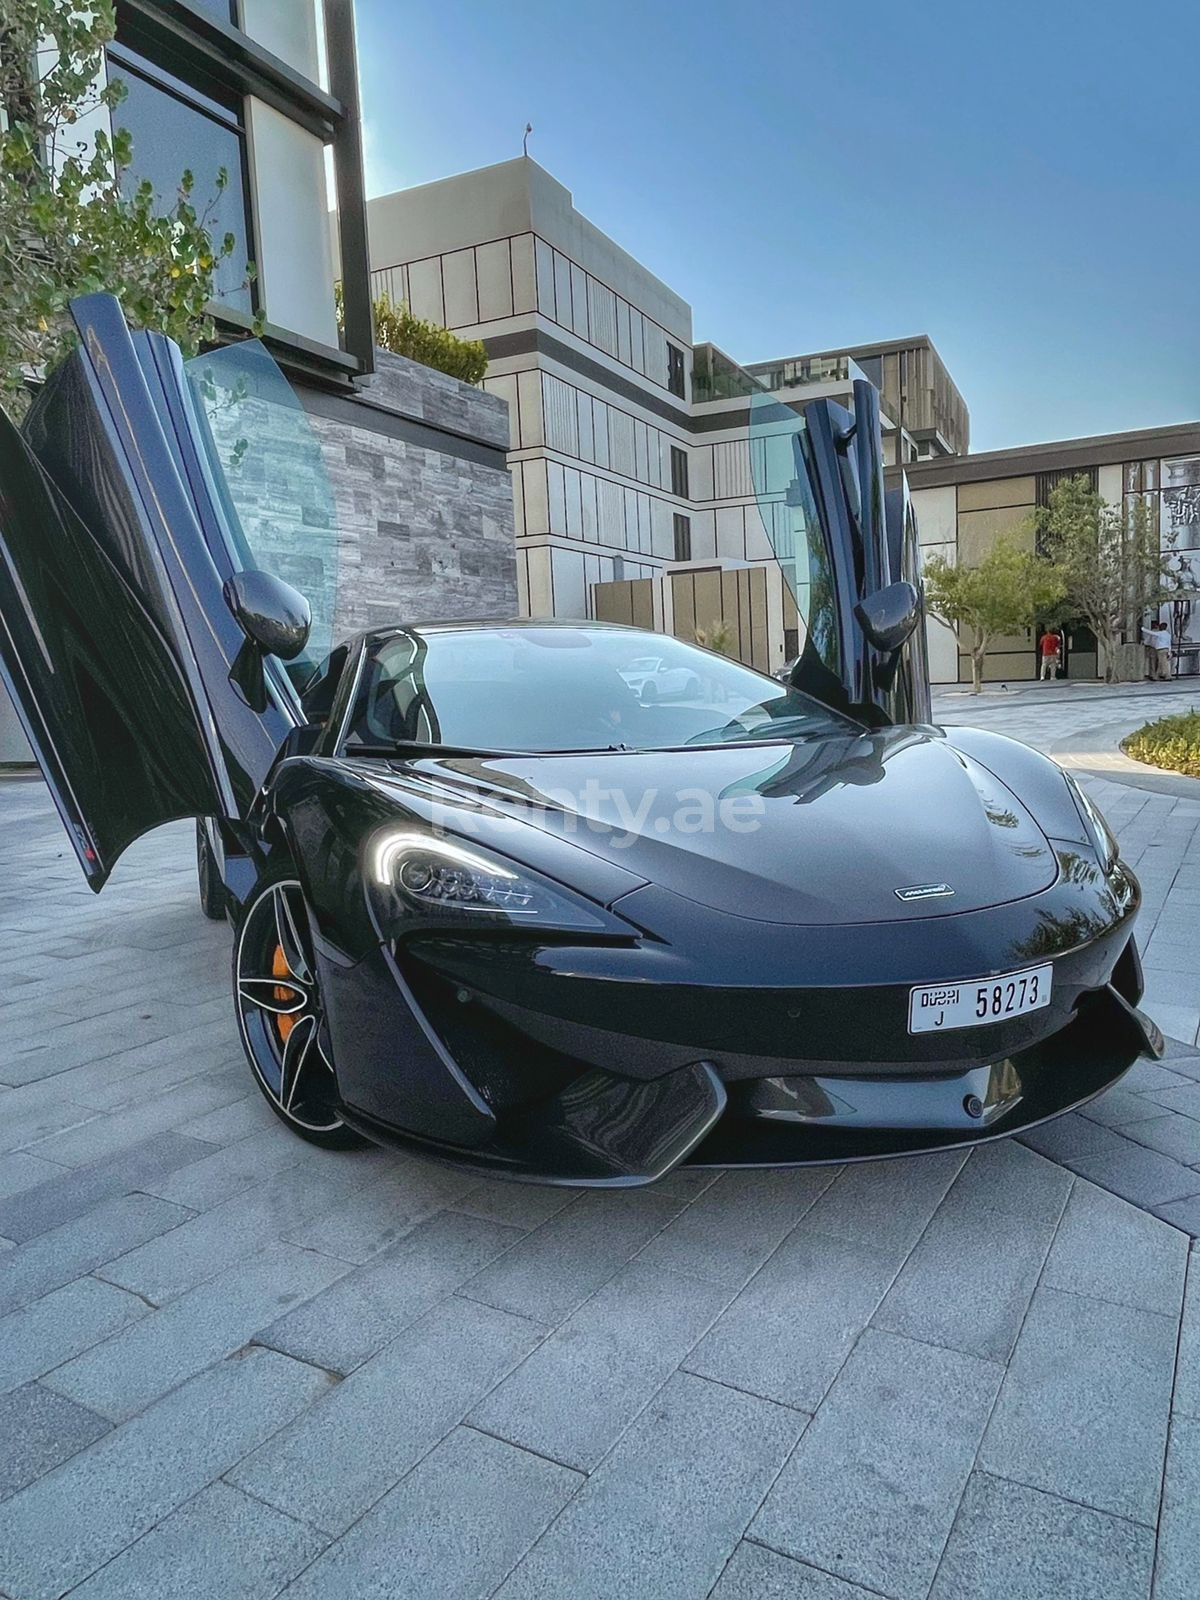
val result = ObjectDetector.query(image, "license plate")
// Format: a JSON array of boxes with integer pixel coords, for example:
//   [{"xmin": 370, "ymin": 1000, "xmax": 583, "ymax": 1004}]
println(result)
[{"xmin": 908, "ymin": 964, "xmax": 1052, "ymax": 1035}]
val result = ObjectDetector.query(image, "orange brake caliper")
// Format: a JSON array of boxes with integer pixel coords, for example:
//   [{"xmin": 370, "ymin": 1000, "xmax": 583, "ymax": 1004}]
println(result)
[{"xmin": 272, "ymin": 945, "xmax": 297, "ymax": 1043}]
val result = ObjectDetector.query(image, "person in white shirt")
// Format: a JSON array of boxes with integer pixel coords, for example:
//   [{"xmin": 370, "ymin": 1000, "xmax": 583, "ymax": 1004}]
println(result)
[{"xmin": 1144, "ymin": 620, "xmax": 1173, "ymax": 680}]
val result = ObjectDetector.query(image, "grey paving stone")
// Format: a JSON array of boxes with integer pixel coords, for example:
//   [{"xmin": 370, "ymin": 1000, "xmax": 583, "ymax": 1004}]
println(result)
[
  {"xmin": 228, "ymin": 1294, "xmax": 543, "ymax": 1535},
  {"xmin": 0, "ymin": 1347, "xmax": 333, "ymax": 1600},
  {"xmin": 929, "ymin": 1470, "xmax": 1153, "ymax": 1600},
  {"xmin": 1018, "ymin": 1113, "xmax": 1136, "ymax": 1163},
  {"xmin": 751, "ymin": 1329, "xmax": 1002, "ymax": 1600},
  {"xmin": 940, "ymin": 1138, "xmax": 1072, "ymax": 1225},
  {"xmin": 1158, "ymin": 1044, "xmax": 1200, "ymax": 1081},
  {"xmin": 0, "ymin": 1131, "xmax": 212, "ymax": 1242},
  {"xmin": 632, "ymin": 1168, "xmax": 837, "ymax": 1288},
  {"xmin": 452, "ymin": 1176, "xmax": 581, "ymax": 1231},
  {"xmin": 1154, "ymin": 1414, "xmax": 1200, "ymax": 1600},
  {"xmin": 1068, "ymin": 1142, "xmax": 1200, "ymax": 1208},
  {"xmin": 176, "ymin": 1092, "xmax": 277, "ymax": 1145},
  {"xmin": 873, "ymin": 1200, "xmax": 1055, "ymax": 1362},
  {"xmin": 141, "ymin": 1126, "xmax": 311, "ymax": 1211},
  {"xmin": 471, "ymin": 1261, "xmax": 728, "ymax": 1471},
  {"xmin": 95, "ymin": 1155, "xmax": 383, "ymax": 1305},
  {"xmin": 0, "ymin": 1275, "xmax": 147, "ymax": 1394},
  {"xmin": 257, "ymin": 1210, "xmax": 524, "ymax": 1375},
  {"xmin": 1041, "ymin": 1180, "xmax": 1188, "ymax": 1317},
  {"xmin": 64, "ymin": 1481, "xmax": 328, "ymax": 1600},
  {"xmin": 978, "ymin": 1285, "xmax": 1176, "ymax": 1524},
  {"xmin": 1081, "ymin": 1087, "xmax": 1169, "ymax": 1129},
  {"xmin": 0, "ymin": 1382, "xmax": 111, "ymax": 1500},
  {"xmin": 685, "ymin": 1226, "xmax": 908, "ymax": 1411},
  {"xmin": 0, "ymin": 1192, "xmax": 192, "ymax": 1317},
  {"xmin": 710, "ymin": 1544, "xmax": 883, "ymax": 1599},
  {"xmin": 1174, "ymin": 1249, "xmax": 1200, "ymax": 1420},
  {"xmin": 495, "ymin": 1372, "xmax": 805, "ymax": 1600},
  {"xmin": 44, "ymin": 1243, "xmax": 348, "ymax": 1419},
  {"xmin": 29, "ymin": 1070, "xmax": 247, "ymax": 1168},
  {"xmin": 1121, "ymin": 1059, "xmax": 1194, "ymax": 1095},
  {"xmin": 460, "ymin": 1186, "xmax": 698, "ymax": 1327},
  {"xmin": 0, "ymin": 1083, "xmax": 98, "ymax": 1154},
  {"xmin": 279, "ymin": 1427, "xmax": 580, "ymax": 1600},
  {"xmin": 1152, "ymin": 1194, "xmax": 1200, "ymax": 1235},
  {"xmin": 1150, "ymin": 1082, "xmax": 1200, "ymax": 1119},
  {"xmin": 0, "ymin": 1152, "xmax": 64, "ymax": 1202},
  {"xmin": 1124, "ymin": 1112, "xmax": 1200, "ymax": 1165},
  {"xmin": 797, "ymin": 1150, "xmax": 967, "ymax": 1254},
  {"xmin": 283, "ymin": 1160, "xmax": 475, "ymax": 1264}
]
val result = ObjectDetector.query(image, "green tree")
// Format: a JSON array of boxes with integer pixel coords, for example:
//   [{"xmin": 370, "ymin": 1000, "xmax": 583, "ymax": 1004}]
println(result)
[
  {"xmin": 0, "ymin": 0, "xmax": 247, "ymax": 416},
  {"xmin": 336, "ymin": 286, "xmax": 488, "ymax": 384},
  {"xmin": 1034, "ymin": 475, "xmax": 1172, "ymax": 682},
  {"xmin": 924, "ymin": 534, "xmax": 1065, "ymax": 694}
]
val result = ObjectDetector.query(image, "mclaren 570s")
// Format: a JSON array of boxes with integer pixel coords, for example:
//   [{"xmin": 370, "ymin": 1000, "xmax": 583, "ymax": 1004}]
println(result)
[{"xmin": 0, "ymin": 296, "xmax": 1161, "ymax": 1186}]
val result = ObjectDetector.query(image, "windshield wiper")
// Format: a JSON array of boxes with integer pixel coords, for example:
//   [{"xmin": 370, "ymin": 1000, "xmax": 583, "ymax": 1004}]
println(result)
[{"xmin": 343, "ymin": 740, "xmax": 493, "ymax": 760}]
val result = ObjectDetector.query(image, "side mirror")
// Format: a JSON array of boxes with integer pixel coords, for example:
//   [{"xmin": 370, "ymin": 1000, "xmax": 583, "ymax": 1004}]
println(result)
[
  {"xmin": 854, "ymin": 581, "xmax": 920, "ymax": 655},
  {"xmin": 223, "ymin": 570, "xmax": 311, "ymax": 662}
]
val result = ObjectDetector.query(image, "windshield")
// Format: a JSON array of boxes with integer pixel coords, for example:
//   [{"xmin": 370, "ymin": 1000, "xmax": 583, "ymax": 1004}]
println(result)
[
  {"xmin": 344, "ymin": 626, "xmax": 857, "ymax": 755},
  {"xmin": 183, "ymin": 340, "xmax": 339, "ymax": 684}
]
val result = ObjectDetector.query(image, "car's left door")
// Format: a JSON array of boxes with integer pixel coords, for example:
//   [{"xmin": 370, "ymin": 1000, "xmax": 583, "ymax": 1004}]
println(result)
[{"xmin": 0, "ymin": 294, "xmax": 301, "ymax": 889}]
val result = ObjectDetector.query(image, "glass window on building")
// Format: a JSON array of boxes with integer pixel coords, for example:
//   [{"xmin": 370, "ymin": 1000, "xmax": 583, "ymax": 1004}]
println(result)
[
  {"xmin": 670, "ymin": 445, "xmax": 689, "ymax": 499},
  {"xmin": 184, "ymin": 0, "xmax": 240, "ymax": 22},
  {"xmin": 667, "ymin": 343, "xmax": 686, "ymax": 398},
  {"xmin": 673, "ymin": 513, "xmax": 692, "ymax": 562},
  {"xmin": 108, "ymin": 45, "xmax": 255, "ymax": 315}
]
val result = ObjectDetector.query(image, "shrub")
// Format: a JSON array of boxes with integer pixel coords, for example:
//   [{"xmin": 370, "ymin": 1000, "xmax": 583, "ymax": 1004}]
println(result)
[
  {"xmin": 695, "ymin": 619, "xmax": 735, "ymax": 656},
  {"xmin": 337, "ymin": 287, "xmax": 487, "ymax": 384},
  {"xmin": 1122, "ymin": 711, "xmax": 1200, "ymax": 778}
]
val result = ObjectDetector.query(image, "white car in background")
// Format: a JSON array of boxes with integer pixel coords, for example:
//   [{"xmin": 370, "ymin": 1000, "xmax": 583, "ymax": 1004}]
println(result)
[{"xmin": 619, "ymin": 654, "xmax": 702, "ymax": 702}]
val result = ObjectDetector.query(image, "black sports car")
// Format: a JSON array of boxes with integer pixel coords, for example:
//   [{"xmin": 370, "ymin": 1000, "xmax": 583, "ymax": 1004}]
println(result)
[{"xmin": 0, "ymin": 296, "xmax": 1161, "ymax": 1186}]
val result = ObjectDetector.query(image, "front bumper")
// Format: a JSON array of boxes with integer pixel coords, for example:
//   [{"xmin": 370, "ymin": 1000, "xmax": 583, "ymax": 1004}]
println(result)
[{"xmin": 323, "ymin": 854, "xmax": 1158, "ymax": 1186}]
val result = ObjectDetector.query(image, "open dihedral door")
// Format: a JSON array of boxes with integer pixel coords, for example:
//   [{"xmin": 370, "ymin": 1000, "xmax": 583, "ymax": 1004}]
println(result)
[
  {"xmin": 0, "ymin": 295, "xmax": 302, "ymax": 888},
  {"xmin": 749, "ymin": 376, "xmax": 931, "ymax": 725}
]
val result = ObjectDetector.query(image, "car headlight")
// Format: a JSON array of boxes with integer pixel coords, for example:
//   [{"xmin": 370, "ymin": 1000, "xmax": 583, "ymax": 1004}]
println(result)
[
  {"xmin": 1062, "ymin": 771, "xmax": 1118, "ymax": 872},
  {"xmin": 366, "ymin": 827, "xmax": 628, "ymax": 935}
]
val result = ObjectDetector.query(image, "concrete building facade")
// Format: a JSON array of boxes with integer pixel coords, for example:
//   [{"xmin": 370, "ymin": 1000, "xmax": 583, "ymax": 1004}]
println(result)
[
  {"xmin": 365, "ymin": 158, "xmax": 954, "ymax": 673},
  {"xmin": 906, "ymin": 422, "xmax": 1200, "ymax": 684}
]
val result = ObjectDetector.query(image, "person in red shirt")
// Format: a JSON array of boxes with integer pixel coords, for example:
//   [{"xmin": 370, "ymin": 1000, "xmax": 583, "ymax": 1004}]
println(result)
[{"xmin": 1039, "ymin": 629, "xmax": 1061, "ymax": 681}]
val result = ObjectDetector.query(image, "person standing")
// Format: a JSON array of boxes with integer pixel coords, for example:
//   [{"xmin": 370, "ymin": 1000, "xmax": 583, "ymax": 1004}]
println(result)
[
  {"xmin": 1153, "ymin": 619, "xmax": 1174, "ymax": 681},
  {"xmin": 1039, "ymin": 628, "xmax": 1061, "ymax": 681}
]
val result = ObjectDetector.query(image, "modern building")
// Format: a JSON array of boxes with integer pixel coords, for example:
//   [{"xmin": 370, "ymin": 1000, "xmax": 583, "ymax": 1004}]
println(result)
[
  {"xmin": 905, "ymin": 422, "xmax": 1200, "ymax": 683},
  {"xmin": 0, "ymin": 0, "xmax": 517, "ymax": 764},
  {"xmin": 364, "ymin": 157, "xmax": 962, "ymax": 672}
]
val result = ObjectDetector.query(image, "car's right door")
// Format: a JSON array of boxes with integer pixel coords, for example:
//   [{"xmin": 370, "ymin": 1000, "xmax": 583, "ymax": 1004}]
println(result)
[{"xmin": 750, "ymin": 377, "xmax": 931, "ymax": 725}]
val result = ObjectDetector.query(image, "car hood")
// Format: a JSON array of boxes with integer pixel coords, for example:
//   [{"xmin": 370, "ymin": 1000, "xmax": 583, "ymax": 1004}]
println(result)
[{"xmin": 401, "ymin": 726, "xmax": 1060, "ymax": 926}]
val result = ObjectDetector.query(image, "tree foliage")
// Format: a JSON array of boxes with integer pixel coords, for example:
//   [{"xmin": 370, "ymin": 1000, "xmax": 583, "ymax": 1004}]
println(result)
[
  {"xmin": 1034, "ymin": 475, "xmax": 1173, "ymax": 682},
  {"xmin": 924, "ymin": 534, "xmax": 1065, "ymax": 693},
  {"xmin": 338, "ymin": 286, "xmax": 488, "ymax": 385},
  {"xmin": 0, "ymin": 0, "xmax": 247, "ymax": 416}
]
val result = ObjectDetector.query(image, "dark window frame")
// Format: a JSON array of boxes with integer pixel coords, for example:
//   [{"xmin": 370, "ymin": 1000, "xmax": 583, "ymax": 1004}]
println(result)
[
  {"xmin": 673, "ymin": 512, "xmax": 692, "ymax": 563},
  {"xmin": 107, "ymin": 40, "xmax": 258, "ymax": 317},
  {"xmin": 670, "ymin": 445, "xmax": 689, "ymax": 500},
  {"xmin": 667, "ymin": 343, "xmax": 686, "ymax": 399}
]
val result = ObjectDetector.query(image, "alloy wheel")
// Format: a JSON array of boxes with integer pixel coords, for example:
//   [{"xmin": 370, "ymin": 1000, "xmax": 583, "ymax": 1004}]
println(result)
[{"xmin": 234, "ymin": 878, "xmax": 343, "ymax": 1134}]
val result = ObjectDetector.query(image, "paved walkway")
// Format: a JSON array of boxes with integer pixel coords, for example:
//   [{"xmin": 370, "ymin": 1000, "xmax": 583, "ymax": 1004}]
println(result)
[{"xmin": 1, "ymin": 703, "xmax": 1199, "ymax": 1598}]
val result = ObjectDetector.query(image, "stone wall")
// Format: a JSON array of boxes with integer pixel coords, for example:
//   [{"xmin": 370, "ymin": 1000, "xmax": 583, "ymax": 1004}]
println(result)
[{"xmin": 312, "ymin": 350, "xmax": 517, "ymax": 635}]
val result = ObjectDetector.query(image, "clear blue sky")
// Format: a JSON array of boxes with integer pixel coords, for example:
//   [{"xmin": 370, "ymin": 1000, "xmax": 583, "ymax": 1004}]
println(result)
[{"xmin": 355, "ymin": 0, "xmax": 1199, "ymax": 452}]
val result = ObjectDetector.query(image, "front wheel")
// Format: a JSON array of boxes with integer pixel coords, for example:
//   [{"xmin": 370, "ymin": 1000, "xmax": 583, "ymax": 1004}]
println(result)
[{"xmin": 232, "ymin": 869, "xmax": 369, "ymax": 1150}]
